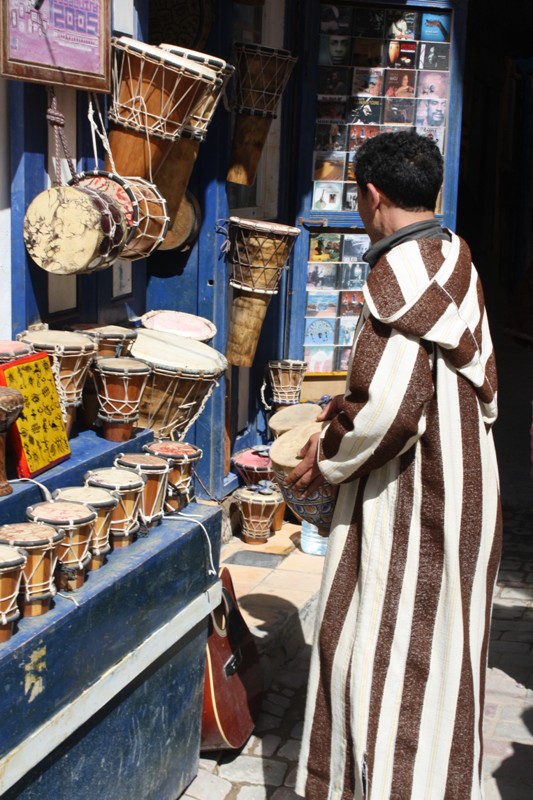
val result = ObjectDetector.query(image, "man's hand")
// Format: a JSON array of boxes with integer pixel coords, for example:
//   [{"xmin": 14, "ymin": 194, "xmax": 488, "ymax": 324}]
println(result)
[
  {"xmin": 284, "ymin": 432, "xmax": 323, "ymax": 497},
  {"xmin": 317, "ymin": 394, "xmax": 344, "ymax": 422}
]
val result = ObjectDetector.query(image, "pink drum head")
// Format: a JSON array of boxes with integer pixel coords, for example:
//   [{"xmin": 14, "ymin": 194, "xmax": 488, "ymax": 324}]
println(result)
[
  {"xmin": 232, "ymin": 446, "xmax": 272, "ymax": 470},
  {"xmin": 144, "ymin": 441, "xmax": 203, "ymax": 462},
  {"xmin": 0, "ymin": 340, "xmax": 33, "ymax": 363},
  {"xmin": 141, "ymin": 310, "xmax": 217, "ymax": 342},
  {"xmin": 0, "ymin": 522, "xmax": 64, "ymax": 547},
  {"xmin": 26, "ymin": 501, "xmax": 97, "ymax": 526},
  {"xmin": 53, "ymin": 486, "xmax": 119, "ymax": 510},
  {"xmin": 116, "ymin": 453, "xmax": 169, "ymax": 471}
]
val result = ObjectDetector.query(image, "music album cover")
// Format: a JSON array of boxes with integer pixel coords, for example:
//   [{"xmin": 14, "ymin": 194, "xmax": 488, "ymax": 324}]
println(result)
[
  {"xmin": 344, "ymin": 152, "xmax": 356, "ymax": 181},
  {"xmin": 416, "ymin": 96, "xmax": 447, "ymax": 127},
  {"xmin": 349, "ymin": 96, "xmax": 382, "ymax": 125},
  {"xmin": 420, "ymin": 12, "xmax": 451, "ymax": 42},
  {"xmin": 348, "ymin": 123, "xmax": 381, "ymax": 150},
  {"xmin": 315, "ymin": 122, "xmax": 348, "ymax": 151},
  {"xmin": 318, "ymin": 34, "xmax": 352, "ymax": 67},
  {"xmin": 418, "ymin": 42, "xmax": 450, "ymax": 71},
  {"xmin": 304, "ymin": 346, "xmax": 336, "ymax": 373},
  {"xmin": 320, "ymin": 4, "xmax": 353, "ymax": 35},
  {"xmin": 352, "ymin": 38, "xmax": 384, "ymax": 68},
  {"xmin": 417, "ymin": 70, "xmax": 449, "ymax": 99},
  {"xmin": 309, "ymin": 232, "xmax": 343, "ymax": 261},
  {"xmin": 313, "ymin": 150, "xmax": 347, "ymax": 182},
  {"xmin": 338, "ymin": 262, "xmax": 369, "ymax": 290},
  {"xmin": 312, "ymin": 181, "xmax": 343, "ymax": 212},
  {"xmin": 342, "ymin": 182, "xmax": 358, "ymax": 211},
  {"xmin": 352, "ymin": 67, "xmax": 384, "ymax": 97},
  {"xmin": 339, "ymin": 291, "xmax": 364, "ymax": 317},
  {"xmin": 384, "ymin": 10, "xmax": 419, "ymax": 40},
  {"xmin": 336, "ymin": 346, "xmax": 353, "ymax": 372},
  {"xmin": 317, "ymin": 66, "xmax": 352, "ymax": 98},
  {"xmin": 353, "ymin": 7, "xmax": 385, "ymax": 38},
  {"xmin": 386, "ymin": 39, "xmax": 418, "ymax": 69},
  {"xmin": 382, "ymin": 97, "xmax": 416, "ymax": 125},
  {"xmin": 304, "ymin": 317, "xmax": 336, "ymax": 346},
  {"xmin": 306, "ymin": 291, "xmax": 339, "ymax": 318},
  {"xmin": 316, "ymin": 100, "xmax": 347, "ymax": 122},
  {"xmin": 338, "ymin": 316, "xmax": 359, "ymax": 347},
  {"xmin": 384, "ymin": 68, "xmax": 416, "ymax": 97},
  {"xmin": 416, "ymin": 125, "xmax": 446, "ymax": 154},
  {"xmin": 342, "ymin": 233, "xmax": 370, "ymax": 262},
  {"xmin": 306, "ymin": 262, "xmax": 339, "ymax": 290}
]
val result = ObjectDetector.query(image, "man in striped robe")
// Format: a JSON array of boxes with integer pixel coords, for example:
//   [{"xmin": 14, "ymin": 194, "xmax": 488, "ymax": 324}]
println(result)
[{"xmin": 289, "ymin": 131, "xmax": 502, "ymax": 799}]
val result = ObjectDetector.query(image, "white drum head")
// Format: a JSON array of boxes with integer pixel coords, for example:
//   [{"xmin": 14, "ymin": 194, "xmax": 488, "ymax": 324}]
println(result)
[
  {"xmin": 131, "ymin": 329, "xmax": 227, "ymax": 375},
  {"xmin": 141, "ymin": 310, "xmax": 217, "ymax": 342}
]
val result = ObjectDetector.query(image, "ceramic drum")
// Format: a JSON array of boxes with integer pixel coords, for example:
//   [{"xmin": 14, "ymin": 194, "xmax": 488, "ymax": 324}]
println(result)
[
  {"xmin": 227, "ymin": 217, "xmax": 300, "ymax": 294},
  {"xmin": 0, "ymin": 340, "xmax": 33, "ymax": 364},
  {"xmin": 231, "ymin": 446, "xmax": 274, "ymax": 486},
  {"xmin": 233, "ymin": 484, "xmax": 284, "ymax": 545},
  {"xmin": 114, "ymin": 453, "xmax": 170, "ymax": 527},
  {"xmin": 268, "ymin": 402, "xmax": 322, "ymax": 439},
  {"xmin": 141, "ymin": 310, "xmax": 217, "ymax": 343},
  {"xmin": 52, "ymin": 486, "xmax": 119, "ymax": 570},
  {"xmin": 143, "ymin": 440, "xmax": 203, "ymax": 512},
  {"xmin": 84, "ymin": 467, "xmax": 146, "ymax": 547},
  {"xmin": 26, "ymin": 500, "xmax": 95, "ymax": 591},
  {"xmin": 269, "ymin": 421, "xmax": 338, "ymax": 532},
  {"xmin": 131, "ymin": 329, "xmax": 227, "ymax": 440},
  {"xmin": 267, "ymin": 359, "xmax": 307, "ymax": 405},
  {"xmin": 0, "ymin": 522, "xmax": 64, "ymax": 615},
  {"xmin": 93, "ymin": 356, "xmax": 151, "ymax": 442},
  {"xmin": 0, "ymin": 544, "xmax": 27, "ymax": 641}
]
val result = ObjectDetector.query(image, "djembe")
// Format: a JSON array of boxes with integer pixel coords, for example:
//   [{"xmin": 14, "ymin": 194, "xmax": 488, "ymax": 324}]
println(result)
[{"xmin": 0, "ymin": 387, "xmax": 25, "ymax": 496}]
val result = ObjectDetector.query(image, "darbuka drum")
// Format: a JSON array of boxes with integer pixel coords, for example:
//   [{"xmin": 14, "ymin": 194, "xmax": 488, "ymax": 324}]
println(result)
[
  {"xmin": 52, "ymin": 486, "xmax": 119, "ymax": 570},
  {"xmin": 268, "ymin": 403, "xmax": 322, "ymax": 438},
  {"xmin": 267, "ymin": 359, "xmax": 307, "ymax": 406},
  {"xmin": 0, "ymin": 340, "xmax": 33, "ymax": 364},
  {"xmin": 69, "ymin": 170, "xmax": 139, "ymax": 245},
  {"xmin": 231, "ymin": 446, "xmax": 274, "ymax": 485},
  {"xmin": 18, "ymin": 330, "xmax": 97, "ymax": 436},
  {"xmin": 0, "ymin": 523, "xmax": 64, "ymax": 615},
  {"xmin": 0, "ymin": 544, "xmax": 27, "ymax": 641},
  {"xmin": 114, "ymin": 453, "xmax": 170, "ymax": 527},
  {"xmin": 227, "ymin": 217, "xmax": 300, "ymax": 294},
  {"xmin": 23, "ymin": 185, "xmax": 127, "ymax": 275},
  {"xmin": 233, "ymin": 484, "xmax": 284, "ymax": 545},
  {"xmin": 119, "ymin": 177, "xmax": 169, "ymax": 261},
  {"xmin": 26, "ymin": 500, "xmax": 95, "ymax": 591},
  {"xmin": 141, "ymin": 310, "xmax": 217, "ymax": 342},
  {"xmin": 0, "ymin": 386, "xmax": 24, "ymax": 496},
  {"xmin": 269, "ymin": 421, "xmax": 338, "ymax": 531},
  {"xmin": 143, "ymin": 440, "xmax": 203, "ymax": 512},
  {"xmin": 107, "ymin": 36, "xmax": 218, "ymax": 178},
  {"xmin": 84, "ymin": 467, "xmax": 145, "ymax": 547},
  {"xmin": 93, "ymin": 357, "xmax": 151, "ymax": 442},
  {"xmin": 131, "ymin": 329, "xmax": 227, "ymax": 440}
]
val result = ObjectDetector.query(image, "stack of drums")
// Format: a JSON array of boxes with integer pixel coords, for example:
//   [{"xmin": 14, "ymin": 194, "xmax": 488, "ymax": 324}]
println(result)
[
  {"xmin": 231, "ymin": 447, "xmax": 285, "ymax": 532},
  {"xmin": 84, "ymin": 467, "xmax": 146, "ymax": 548},
  {"xmin": 52, "ymin": 486, "xmax": 119, "ymax": 570},
  {"xmin": 143, "ymin": 440, "xmax": 203, "ymax": 512},
  {"xmin": 114, "ymin": 453, "xmax": 170, "ymax": 527}
]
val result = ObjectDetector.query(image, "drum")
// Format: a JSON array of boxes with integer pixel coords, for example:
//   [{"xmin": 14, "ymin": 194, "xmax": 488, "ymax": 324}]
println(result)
[
  {"xmin": 143, "ymin": 440, "xmax": 203, "ymax": 512},
  {"xmin": 84, "ymin": 467, "xmax": 146, "ymax": 547},
  {"xmin": 0, "ymin": 340, "xmax": 33, "ymax": 364},
  {"xmin": 18, "ymin": 330, "xmax": 97, "ymax": 436},
  {"xmin": 76, "ymin": 325, "xmax": 138, "ymax": 358},
  {"xmin": 114, "ymin": 453, "xmax": 170, "ymax": 527},
  {"xmin": 68, "ymin": 170, "xmax": 139, "ymax": 245},
  {"xmin": 268, "ymin": 403, "xmax": 322, "ymax": 438},
  {"xmin": 0, "ymin": 387, "xmax": 25, "ymax": 496},
  {"xmin": 159, "ymin": 190, "xmax": 202, "ymax": 253},
  {"xmin": 226, "ymin": 217, "xmax": 300, "ymax": 294},
  {"xmin": 0, "ymin": 522, "xmax": 64, "ymax": 615},
  {"xmin": 141, "ymin": 310, "xmax": 217, "ymax": 342},
  {"xmin": 233, "ymin": 484, "xmax": 284, "ymax": 545},
  {"xmin": 269, "ymin": 421, "xmax": 338, "ymax": 532},
  {"xmin": 226, "ymin": 289, "xmax": 272, "ymax": 368},
  {"xmin": 107, "ymin": 36, "xmax": 219, "ymax": 178},
  {"xmin": 23, "ymin": 185, "xmax": 127, "ymax": 275},
  {"xmin": 119, "ymin": 177, "xmax": 170, "ymax": 261},
  {"xmin": 93, "ymin": 357, "xmax": 151, "ymax": 442},
  {"xmin": 26, "ymin": 500, "xmax": 95, "ymax": 591},
  {"xmin": 231, "ymin": 445, "xmax": 274, "ymax": 485},
  {"xmin": 52, "ymin": 486, "xmax": 119, "ymax": 570},
  {"xmin": 130, "ymin": 329, "xmax": 227, "ymax": 440},
  {"xmin": 267, "ymin": 359, "xmax": 307, "ymax": 405},
  {"xmin": 255, "ymin": 479, "xmax": 286, "ymax": 531},
  {"xmin": 0, "ymin": 544, "xmax": 27, "ymax": 641},
  {"xmin": 227, "ymin": 43, "xmax": 297, "ymax": 185}
]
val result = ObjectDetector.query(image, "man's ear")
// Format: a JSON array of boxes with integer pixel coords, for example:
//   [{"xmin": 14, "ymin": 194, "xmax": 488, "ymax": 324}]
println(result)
[{"xmin": 366, "ymin": 182, "xmax": 382, "ymax": 211}]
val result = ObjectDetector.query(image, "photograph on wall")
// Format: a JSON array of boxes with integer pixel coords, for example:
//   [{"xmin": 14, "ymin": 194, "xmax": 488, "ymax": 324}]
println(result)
[
  {"xmin": 416, "ymin": 96, "xmax": 447, "ymax": 127},
  {"xmin": 313, "ymin": 150, "xmax": 347, "ymax": 181},
  {"xmin": 348, "ymin": 123, "xmax": 381, "ymax": 150},
  {"xmin": 336, "ymin": 346, "xmax": 352, "ymax": 372},
  {"xmin": 384, "ymin": 9, "xmax": 419, "ymax": 41},
  {"xmin": 319, "ymin": 33, "xmax": 352, "ymax": 66},
  {"xmin": 349, "ymin": 96, "xmax": 382, "ymax": 125},
  {"xmin": 309, "ymin": 232, "xmax": 343, "ymax": 261},
  {"xmin": 342, "ymin": 233, "xmax": 370, "ymax": 262},
  {"xmin": 312, "ymin": 181, "xmax": 343, "ymax": 212},
  {"xmin": 306, "ymin": 291, "xmax": 339, "ymax": 317},
  {"xmin": 353, "ymin": 7, "xmax": 386, "ymax": 39},
  {"xmin": 304, "ymin": 317, "xmax": 337, "ymax": 346},
  {"xmin": 338, "ymin": 316, "xmax": 359, "ymax": 347},
  {"xmin": 384, "ymin": 68, "xmax": 416, "ymax": 97},
  {"xmin": 317, "ymin": 66, "xmax": 352, "ymax": 97},
  {"xmin": 304, "ymin": 345, "xmax": 336, "ymax": 373},
  {"xmin": 315, "ymin": 121, "xmax": 348, "ymax": 151},
  {"xmin": 352, "ymin": 67, "xmax": 384, "ymax": 97},
  {"xmin": 338, "ymin": 262, "xmax": 368, "ymax": 290},
  {"xmin": 340, "ymin": 290, "xmax": 364, "ymax": 317},
  {"xmin": 342, "ymin": 182, "xmax": 358, "ymax": 211},
  {"xmin": 352, "ymin": 38, "xmax": 383, "ymax": 68},
  {"xmin": 306, "ymin": 262, "xmax": 339, "ymax": 290},
  {"xmin": 420, "ymin": 12, "xmax": 451, "ymax": 42},
  {"xmin": 417, "ymin": 70, "xmax": 449, "ymax": 98},
  {"xmin": 418, "ymin": 42, "xmax": 450, "ymax": 71},
  {"xmin": 320, "ymin": 4, "xmax": 353, "ymax": 36}
]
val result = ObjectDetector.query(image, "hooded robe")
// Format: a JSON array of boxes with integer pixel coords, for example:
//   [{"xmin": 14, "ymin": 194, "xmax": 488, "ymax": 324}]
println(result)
[{"xmin": 296, "ymin": 232, "xmax": 502, "ymax": 800}]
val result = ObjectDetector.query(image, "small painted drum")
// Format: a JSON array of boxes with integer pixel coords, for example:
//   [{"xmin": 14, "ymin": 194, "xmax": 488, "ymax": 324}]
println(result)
[
  {"xmin": 93, "ymin": 357, "xmax": 151, "ymax": 442},
  {"xmin": 231, "ymin": 445, "xmax": 274, "ymax": 486},
  {"xmin": 52, "ymin": 486, "xmax": 119, "ymax": 570},
  {"xmin": 76, "ymin": 325, "xmax": 138, "ymax": 358},
  {"xmin": 143, "ymin": 440, "xmax": 203, "ymax": 512},
  {"xmin": 269, "ymin": 421, "xmax": 338, "ymax": 532},
  {"xmin": 69, "ymin": 170, "xmax": 139, "ymax": 244},
  {"xmin": 26, "ymin": 500, "xmax": 95, "ymax": 591},
  {"xmin": 141, "ymin": 310, "xmax": 217, "ymax": 342},
  {"xmin": 23, "ymin": 185, "xmax": 127, "ymax": 275},
  {"xmin": 0, "ymin": 340, "xmax": 33, "ymax": 364},
  {"xmin": 267, "ymin": 359, "xmax": 307, "ymax": 405},
  {"xmin": 0, "ymin": 522, "xmax": 64, "ymax": 615},
  {"xmin": 233, "ymin": 484, "xmax": 284, "ymax": 545},
  {"xmin": 84, "ymin": 467, "xmax": 146, "ymax": 547},
  {"xmin": 131, "ymin": 329, "xmax": 227, "ymax": 440},
  {"xmin": 226, "ymin": 217, "xmax": 300, "ymax": 294},
  {"xmin": 114, "ymin": 453, "xmax": 170, "ymax": 527},
  {"xmin": 0, "ymin": 386, "xmax": 24, "ymax": 496},
  {"xmin": 119, "ymin": 177, "xmax": 170, "ymax": 261},
  {"xmin": 268, "ymin": 403, "xmax": 322, "ymax": 439},
  {"xmin": 0, "ymin": 544, "xmax": 27, "ymax": 641},
  {"xmin": 107, "ymin": 36, "xmax": 219, "ymax": 178}
]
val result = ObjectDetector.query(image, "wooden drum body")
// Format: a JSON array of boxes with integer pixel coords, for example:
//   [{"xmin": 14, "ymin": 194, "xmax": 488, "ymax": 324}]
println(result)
[
  {"xmin": 77, "ymin": 325, "xmax": 138, "ymax": 358},
  {"xmin": 52, "ymin": 486, "xmax": 119, "ymax": 570},
  {"xmin": 143, "ymin": 440, "xmax": 203, "ymax": 512},
  {"xmin": 231, "ymin": 446, "xmax": 274, "ymax": 486},
  {"xmin": 119, "ymin": 177, "xmax": 169, "ymax": 261},
  {"xmin": 93, "ymin": 356, "xmax": 151, "ymax": 442},
  {"xmin": 267, "ymin": 359, "xmax": 307, "ymax": 405},
  {"xmin": 0, "ymin": 523, "xmax": 64, "ymax": 615},
  {"xmin": 84, "ymin": 467, "xmax": 146, "ymax": 547},
  {"xmin": 233, "ymin": 485, "xmax": 284, "ymax": 545},
  {"xmin": 0, "ymin": 544, "xmax": 27, "ymax": 641},
  {"xmin": 114, "ymin": 453, "xmax": 170, "ymax": 527}
]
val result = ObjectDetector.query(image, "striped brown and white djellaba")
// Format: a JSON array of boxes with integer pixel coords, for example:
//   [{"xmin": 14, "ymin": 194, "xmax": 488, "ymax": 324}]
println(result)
[{"xmin": 296, "ymin": 233, "xmax": 502, "ymax": 800}]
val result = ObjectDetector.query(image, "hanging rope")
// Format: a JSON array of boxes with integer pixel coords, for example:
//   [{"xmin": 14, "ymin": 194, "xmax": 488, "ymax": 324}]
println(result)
[{"xmin": 46, "ymin": 86, "xmax": 77, "ymax": 186}]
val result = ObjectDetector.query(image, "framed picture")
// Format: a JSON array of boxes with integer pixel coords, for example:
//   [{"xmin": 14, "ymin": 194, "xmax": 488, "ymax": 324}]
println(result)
[{"xmin": 1, "ymin": 0, "xmax": 111, "ymax": 91}]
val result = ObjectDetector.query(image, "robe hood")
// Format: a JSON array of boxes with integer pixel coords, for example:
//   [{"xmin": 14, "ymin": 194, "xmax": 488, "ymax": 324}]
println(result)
[{"xmin": 363, "ymin": 231, "xmax": 498, "ymax": 425}]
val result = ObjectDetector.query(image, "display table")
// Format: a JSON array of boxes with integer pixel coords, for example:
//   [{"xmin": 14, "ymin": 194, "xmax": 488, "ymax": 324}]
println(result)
[{"xmin": 0, "ymin": 429, "xmax": 222, "ymax": 800}]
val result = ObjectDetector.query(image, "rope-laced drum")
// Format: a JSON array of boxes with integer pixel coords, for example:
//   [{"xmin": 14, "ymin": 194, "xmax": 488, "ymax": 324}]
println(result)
[
  {"xmin": 0, "ymin": 522, "xmax": 64, "ymax": 615},
  {"xmin": 75, "ymin": 325, "xmax": 138, "ymax": 358},
  {"xmin": 143, "ymin": 440, "xmax": 203, "ymax": 512},
  {"xmin": 0, "ymin": 544, "xmax": 27, "ymax": 641},
  {"xmin": 84, "ymin": 467, "xmax": 146, "ymax": 547},
  {"xmin": 131, "ymin": 329, "xmax": 227, "ymax": 440},
  {"xmin": 68, "ymin": 170, "xmax": 139, "ymax": 245},
  {"xmin": 119, "ymin": 177, "xmax": 169, "ymax": 261},
  {"xmin": 0, "ymin": 340, "xmax": 33, "ymax": 365},
  {"xmin": 93, "ymin": 356, "xmax": 151, "ymax": 442},
  {"xmin": 141, "ymin": 310, "xmax": 217, "ymax": 342},
  {"xmin": 233, "ymin": 483, "xmax": 284, "ymax": 545},
  {"xmin": 52, "ymin": 486, "xmax": 119, "ymax": 570},
  {"xmin": 231, "ymin": 445, "xmax": 274, "ymax": 486},
  {"xmin": 114, "ymin": 453, "xmax": 170, "ymax": 528},
  {"xmin": 0, "ymin": 386, "xmax": 24, "ymax": 496},
  {"xmin": 267, "ymin": 359, "xmax": 307, "ymax": 406}
]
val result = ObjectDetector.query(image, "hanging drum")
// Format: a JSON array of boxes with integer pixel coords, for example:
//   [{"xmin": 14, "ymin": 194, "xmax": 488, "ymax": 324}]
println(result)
[
  {"xmin": 227, "ymin": 43, "xmax": 297, "ymax": 186},
  {"xmin": 160, "ymin": 190, "xmax": 202, "ymax": 253},
  {"xmin": 68, "ymin": 170, "xmax": 139, "ymax": 245},
  {"xmin": 119, "ymin": 177, "xmax": 170, "ymax": 260},
  {"xmin": 23, "ymin": 185, "xmax": 128, "ymax": 275},
  {"xmin": 267, "ymin": 359, "xmax": 307, "ymax": 406}
]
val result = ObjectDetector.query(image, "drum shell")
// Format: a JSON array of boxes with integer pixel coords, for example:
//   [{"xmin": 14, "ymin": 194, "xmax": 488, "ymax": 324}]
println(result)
[
  {"xmin": 231, "ymin": 44, "xmax": 297, "ymax": 116},
  {"xmin": 119, "ymin": 177, "xmax": 169, "ymax": 261},
  {"xmin": 52, "ymin": 487, "xmax": 119, "ymax": 570},
  {"xmin": 227, "ymin": 217, "xmax": 300, "ymax": 292},
  {"xmin": 226, "ymin": 289, "xmax": 271, "ymax": 368},
  {"xmin": 84, "ymin": 468, "xmax": 145, "ymax": 541},
  {"xmin": 159, "ymin": 190, "xmax": 202, "ymax": 253},
  {"xmin": 267, "ymin": 359, "xmax": 307, "ymax": 405},
  {"xmin": 114, "ymin": 453, "xmax": 170, "ymax": 527},
  {"xmin": 233, "ymin": 487, "xmax": 283, "ymax": 545},
  {"xmin": 226, "ymin": 114, "xmax": 273, "ymax": 187},
  {"xmin": 231, "ymin": 447, "xmax": 274, "ymax": 485},
  {"xmin": 93, "ymin": 357, "xmax": 151, "ymax": 419},
  {"xmin": 143, "ymin": 440, "xmax": 203, "ymax": 512},
  {"xmin": 153, "ymin": 136, "xmax": 200, "ymax": 234},
  {"xmin": 0, "ymin": 523, "xmax": 64, "ymax": 615}
]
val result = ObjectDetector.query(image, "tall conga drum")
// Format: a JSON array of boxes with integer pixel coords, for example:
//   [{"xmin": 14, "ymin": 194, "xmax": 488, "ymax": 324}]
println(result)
[
  {"xmin": 267, "ymin": 359, "xmax": 307, "ymax": 405},
  {"xmin": 0, "ymin": 544, "xmax": 27, "ymax": 641},
  {"xmin": 227, "ymin": 43, "xmax": 297, "ymax": 185},
  {"xmin": 93, "ymin": 356, "xmax": 151, "ymax": 442},
  {"xmin": 52, "ymin": 486, "xmax": 119, "ymax": 570},
  {"xmin": 0, "ymin": 523, "xmax": 64, "ymax": 615},
  {"xmin": 84, "ymin": 467, "xmax": 146, "ymax": 548},
  {"xmin": 0, "ymin": 387, "xmax": 24, "ymax": 496},
  {"xmin": 143, "ymin": 440, "xmax": 203, "ymax": 512},
  {"xmin": 114, "ymin": 453, "xmax": 170, "ymax": 527}
]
